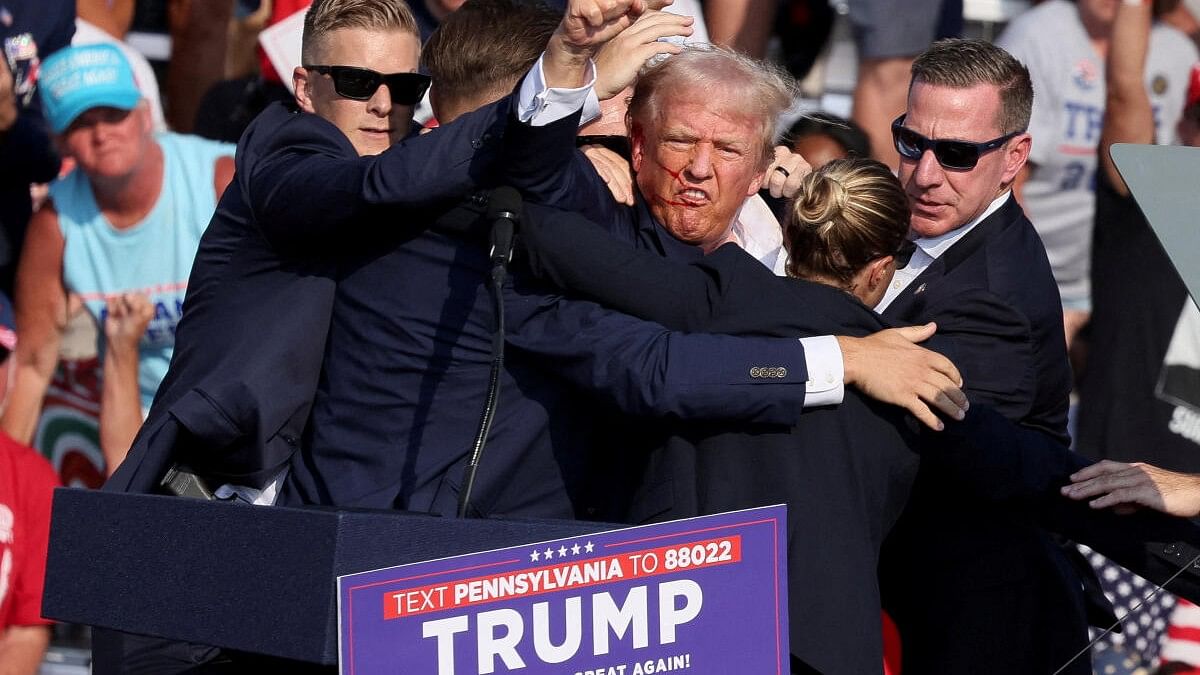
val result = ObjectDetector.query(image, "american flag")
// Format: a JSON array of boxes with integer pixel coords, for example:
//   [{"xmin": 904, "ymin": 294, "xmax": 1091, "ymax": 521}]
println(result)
[{"xmin": 1079, "ymin": 545, "xmax": 1177, "ymax": 674}]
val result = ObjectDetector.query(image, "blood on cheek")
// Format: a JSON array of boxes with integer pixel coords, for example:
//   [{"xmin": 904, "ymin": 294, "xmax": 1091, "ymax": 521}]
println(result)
[
  {"xmin": 652, "ymin": 159, "xmax": 696, "ymax": 208},
  {"xmin": 656, "ymin": 159, "xmax": 686, "ymax": 184}
]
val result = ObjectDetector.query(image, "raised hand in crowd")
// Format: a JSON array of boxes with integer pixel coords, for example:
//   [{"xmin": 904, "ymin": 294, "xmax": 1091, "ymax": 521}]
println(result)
[
  {"xmin": 594, "ymin": 9, "xmax": 693, "ymax": 99},
  {"xmin": 838, "ymin": 323, "xmax": 968, "ymax": 431},
  {"xmin": 99, "ymin": 293, "xmax": 154, "ymax": 476},
  {"xmin": 1063, "ymin": 460, "xmax": 1200, "ymax": 518}
]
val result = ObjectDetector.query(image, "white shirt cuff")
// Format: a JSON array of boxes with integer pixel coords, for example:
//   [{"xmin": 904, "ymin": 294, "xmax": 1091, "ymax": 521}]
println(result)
[
  {"xmin": 799, "ymin": 335, "xmax": 844, "ymax": 408},
  {"xmin": 517, "ymin": 53, "xmax": 600, "ymax": 127}
]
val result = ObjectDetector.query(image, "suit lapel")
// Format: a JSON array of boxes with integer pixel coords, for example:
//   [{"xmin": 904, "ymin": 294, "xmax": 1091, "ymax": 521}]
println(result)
[
  {"xmin": 884, "ymin": 256, "xmax": 946, "ymax": 321},
  {"xmin": 883, "ymin": 195, "xmax": 1019, "ymax": 322}
]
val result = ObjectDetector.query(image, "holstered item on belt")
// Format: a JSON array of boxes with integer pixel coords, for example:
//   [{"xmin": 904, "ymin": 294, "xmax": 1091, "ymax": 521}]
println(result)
[{"xmin": 160, "ymin": 465, "xmax": 216, "ymax": 500}]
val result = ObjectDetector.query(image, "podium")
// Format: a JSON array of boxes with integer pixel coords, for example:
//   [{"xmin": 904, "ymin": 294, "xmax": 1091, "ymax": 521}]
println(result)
[{"xmin": 42, "ymin": 488, "xmax": 613, "ymax": 664}]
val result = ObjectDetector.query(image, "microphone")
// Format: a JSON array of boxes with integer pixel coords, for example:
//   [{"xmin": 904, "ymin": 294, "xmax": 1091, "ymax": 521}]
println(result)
[
  {"xmin": 458, "ymin": 187, "xmax": 521, "ymax": 518},
  {"xmin": 488, "ymin": 186, "xmax": 521, "ymax": 270}
]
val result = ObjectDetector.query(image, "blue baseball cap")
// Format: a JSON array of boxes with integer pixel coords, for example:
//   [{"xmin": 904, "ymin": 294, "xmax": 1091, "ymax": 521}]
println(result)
[{"xmin": 38, "ymin": 44, "xmax": 142, "ymax": 134}]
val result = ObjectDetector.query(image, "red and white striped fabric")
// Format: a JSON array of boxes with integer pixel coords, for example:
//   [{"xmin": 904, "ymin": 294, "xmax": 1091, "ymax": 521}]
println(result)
[{"xmin": 1161, "ymin": 598, "xmax": 1200, "ymax": 671}]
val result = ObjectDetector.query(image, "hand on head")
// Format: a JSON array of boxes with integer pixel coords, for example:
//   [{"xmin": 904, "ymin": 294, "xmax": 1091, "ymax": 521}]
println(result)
[
  {"xmin": 594, "ymin": 10, "xmax": 693, "ymax": 100},
  {"xmin": 547, "ymin": 0, "xmax": 671, "ymax": 89}
]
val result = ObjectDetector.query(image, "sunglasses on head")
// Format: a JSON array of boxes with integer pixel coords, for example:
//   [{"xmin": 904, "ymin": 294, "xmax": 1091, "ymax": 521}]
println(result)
[
  {"xmin": 891, "ymin": 114, "xmax": 1022, "ymax": 170},
  {"xmin": 303, "ymin": 65, "xmax": 431, "ymax": 106}
]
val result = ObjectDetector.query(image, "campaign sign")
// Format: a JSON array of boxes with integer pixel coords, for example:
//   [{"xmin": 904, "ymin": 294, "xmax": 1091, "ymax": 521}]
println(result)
[{"xmin": 338, "ymin": 505, "xmax": 787, "ymax": 675}]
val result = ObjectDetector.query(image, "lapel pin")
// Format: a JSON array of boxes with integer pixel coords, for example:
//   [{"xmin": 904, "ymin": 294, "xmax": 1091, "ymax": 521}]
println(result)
[{"xmin": 914, "ymin": 283, "xmax": 926, "ymax": 295}]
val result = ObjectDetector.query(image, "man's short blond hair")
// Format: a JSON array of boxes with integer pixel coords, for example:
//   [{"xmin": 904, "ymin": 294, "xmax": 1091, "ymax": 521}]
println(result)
[{"xmin": 301, "ymin": 0, "xmax": 419, "ymax": 63}]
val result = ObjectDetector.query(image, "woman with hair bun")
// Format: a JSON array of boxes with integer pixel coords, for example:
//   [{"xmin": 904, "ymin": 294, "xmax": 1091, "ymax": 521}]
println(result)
[{"xmin": 784, "ymin": 158, "xmax": 912, "ymax": 307}]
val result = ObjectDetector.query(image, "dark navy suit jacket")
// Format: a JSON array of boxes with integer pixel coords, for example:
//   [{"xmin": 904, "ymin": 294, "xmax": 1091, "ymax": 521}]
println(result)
[
  {"xmin": 279, "ymin": 196, "xmax": 820, "ymax": 518},
  {"xmin": 882, "ymin": 194, "xmax": 1072, "ymax": 441},
  {"xmin": 878, "ymin": 195, "xmax": 1094, "ymax": 675},
  {"xmin": 107, "ymin": 100, "xmax": 521, "ymax": 494},
  {"xmin": 517, "ymin": 200, "xmax": 1200, "ymax": 674},
  {"xmin": 107, "ymin": 100, "xmax": 819, "ymax": 526}
]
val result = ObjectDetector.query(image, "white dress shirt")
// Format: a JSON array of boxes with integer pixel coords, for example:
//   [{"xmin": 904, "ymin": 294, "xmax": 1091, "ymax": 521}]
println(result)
[{"xmin": 875, "ymin": 192, "xmax": 1012, "ymax": 314}]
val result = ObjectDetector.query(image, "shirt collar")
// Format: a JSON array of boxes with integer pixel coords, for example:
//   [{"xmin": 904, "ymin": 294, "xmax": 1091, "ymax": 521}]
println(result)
[
  {"xmin": 731, "ymin": 195, "xmax": 787, "ymax": 275},
  {"xmin": 913, "ymin": 191, "xmax": 1011, "ymax": 260}
]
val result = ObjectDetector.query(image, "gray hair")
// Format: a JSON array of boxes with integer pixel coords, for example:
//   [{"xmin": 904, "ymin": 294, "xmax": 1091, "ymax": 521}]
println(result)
[{"xmin": 627, "ymin": 44, "xmax": 798, "ymax": 167}]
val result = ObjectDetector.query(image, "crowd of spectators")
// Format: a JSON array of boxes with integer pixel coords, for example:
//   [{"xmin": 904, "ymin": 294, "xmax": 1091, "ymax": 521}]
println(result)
[{"xmin": 6, "ymin": 0, "xmax": 1200, "ymax": 673}]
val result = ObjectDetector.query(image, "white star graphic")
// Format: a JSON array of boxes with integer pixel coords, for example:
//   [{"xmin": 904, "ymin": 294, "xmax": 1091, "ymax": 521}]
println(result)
[
  {"xmin": 584, "ymin": 541, "xmax": 595, "ymax": 554},
  {"xmin": 544, "ymin": 547, "xmax": 554, "ymax": 559},
  {"xmin": 571, "ymin": 543, "xmax": 581, "ymax": 555},
  {"xmin": 530, "ymin": 550, "xmax": 540, "ymax": 562},
  {"xmin": 558, "ymin": 545, "xmax": 568, "ymax": 557}
]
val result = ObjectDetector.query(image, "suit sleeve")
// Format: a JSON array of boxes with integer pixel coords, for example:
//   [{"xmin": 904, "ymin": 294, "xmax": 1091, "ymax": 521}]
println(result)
[
  {"xmin": 245, "ymin": 99, "xmax": 512, "ymax": 250},
  {"xmin": 519, "ymin": 203, "xmax": 733, "ymax": 331},
  {"xmin": 922, "ymin": 405, "xmax": 1200, "ymax": 605},
  {"xmin": 505, "ymin": 279, "xmax": 811, "ymax": 426},
  {"xmin": 915, "ymin": 287, "xmax": 1038, "ymax": 421},
  {"xmin": 500, "ymin": 108, "xmax": 628, "ymax": 229}
]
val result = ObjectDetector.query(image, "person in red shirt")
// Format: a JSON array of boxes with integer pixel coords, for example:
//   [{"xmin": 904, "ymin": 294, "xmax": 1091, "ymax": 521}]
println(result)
[{"xmin": 0, "ymin": 290, "xmax": 59, "ymax": 675}]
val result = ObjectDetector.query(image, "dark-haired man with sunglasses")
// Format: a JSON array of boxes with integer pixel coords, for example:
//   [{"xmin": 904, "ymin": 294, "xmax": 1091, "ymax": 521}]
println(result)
[{"xmin": 874, "ymin": 38, "xmax": 1096, "ymax": 675}]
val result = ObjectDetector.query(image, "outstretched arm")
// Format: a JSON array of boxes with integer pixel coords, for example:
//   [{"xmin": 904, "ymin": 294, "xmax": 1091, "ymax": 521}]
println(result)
[
  {"xmin": 507, "ymin": 289, "xmax": 815, "ymax": 425},
  {"xmin": 518, "ymin": 204, "xmax": 967, "ymax": 428},
  {"xmin": 246, "ymin": 98, "xmax": 513, "ymax": 252},
  {"xmin": 913, "ymin": 406, "xmax": 1200, "ymax": 606},
  {"xmin": 1063, "ymin": 460, "xmax": 1200, "ymax": 517}
]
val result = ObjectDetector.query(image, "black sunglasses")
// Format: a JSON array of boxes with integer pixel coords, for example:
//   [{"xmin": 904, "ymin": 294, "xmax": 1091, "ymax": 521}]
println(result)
[
  {"xmin": 891, "ymin": 114, "xmax": 1022, "ymax": 170},
  {"xmin": 303, "ymin": 65, "xmax": 431, "ymax": 106},
  {"xmin": 894, "ymin": 238, "xmax": 916, "ymax": 269}
]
